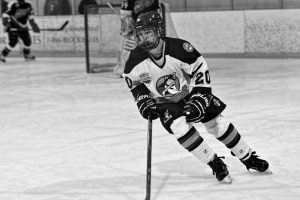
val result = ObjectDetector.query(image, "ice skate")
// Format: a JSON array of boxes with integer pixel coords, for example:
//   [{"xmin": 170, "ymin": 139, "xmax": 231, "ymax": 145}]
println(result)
[
  {"xmin": 24, "ymin": 54, "xmax": 36, "ymax": 61},
  {"xmin": 208, "ymin": 154, "xmax": 233, "ymax": 184},
  {"xmin": 0, "ymin": 55, "xmax": 6, "ymax": 63},
  {"xmin": 241, "ymin": 151, "xmax": 272, "ymax": 175}
]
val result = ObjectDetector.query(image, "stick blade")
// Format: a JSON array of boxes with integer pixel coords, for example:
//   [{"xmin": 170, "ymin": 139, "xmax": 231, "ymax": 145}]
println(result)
[{"xmin": 60, "ymin": 20, "xmax": 69, "ymax": 30}]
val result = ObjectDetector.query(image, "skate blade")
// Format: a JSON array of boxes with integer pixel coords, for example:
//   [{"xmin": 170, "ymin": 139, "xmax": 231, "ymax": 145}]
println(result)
[
  {"xmin": 261, "ymin": 167, "xmax": 273, "ymax": 175},
  {"xmin": 260, "ymin": 167, "xmax": 273, "ymax": 175},
  {"xmin": 220, "ymin": 174, "xmax": 233, "ymax": 184},
  {"xmin": 249, "ymin": 167, "xmax": 273, "ymax": 175}
]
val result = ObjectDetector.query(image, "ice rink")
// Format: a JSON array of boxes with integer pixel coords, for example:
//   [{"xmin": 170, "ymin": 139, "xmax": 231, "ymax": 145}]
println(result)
[{"xmin": 0, "ymin": 57, "xmax": 299, "ymax": 200}]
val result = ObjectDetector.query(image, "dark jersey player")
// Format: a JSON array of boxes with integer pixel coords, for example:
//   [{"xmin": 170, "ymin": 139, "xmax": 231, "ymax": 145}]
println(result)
[
  {"xmin": 123, "ymin": 11, "xmax": 271, "ymax": 183},
  {"xmin": 0, "ymin": 0, "xmax": 40, "ymax": 63}
]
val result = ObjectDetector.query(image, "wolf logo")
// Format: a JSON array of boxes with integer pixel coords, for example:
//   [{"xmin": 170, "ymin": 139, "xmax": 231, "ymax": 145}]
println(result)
[{"xmin": 156, "ymin": 73, "xmax": 181, "ymax": 98}]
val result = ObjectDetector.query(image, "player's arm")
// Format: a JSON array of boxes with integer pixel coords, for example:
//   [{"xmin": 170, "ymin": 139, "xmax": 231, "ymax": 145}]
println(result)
[
  {"xmin": 28, "ymin": 3, "xmax": 40, "ymax": 33},
  {"xmin": 2, "ymin": 2, "xmax": 14, "ymax": 32},
  {"xmin": 120, "ymin": 0, "xmax": 134, "ymax": 36},
  {"xmin": 2, "ymin": 13, "xmax": 10, "ymax": 32},
  {"xmin": 180, "ymin": 42, "xmax": 212, "ymax": 94},
  {"xmin": 124, "ymin": 74, "xmax": 158, "ymax": 120},
  {"xmin": 179, "ymin": 42, "xmax": 212, "ymax": 122}
]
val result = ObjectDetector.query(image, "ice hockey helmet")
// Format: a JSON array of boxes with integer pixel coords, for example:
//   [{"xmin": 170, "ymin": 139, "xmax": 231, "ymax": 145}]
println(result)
[{"xmin": 133, "ymin": 11, "xmax": 164, "ymax": 51}]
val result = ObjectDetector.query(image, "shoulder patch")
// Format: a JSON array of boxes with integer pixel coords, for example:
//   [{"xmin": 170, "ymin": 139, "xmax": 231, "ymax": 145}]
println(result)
[
  {"xmin": 183, "ymin": 42, "xmax": 194, "ymax": 53},
  {"xmin": 139, "ymin": 72, "xmax": 152, "ymax": 84}
]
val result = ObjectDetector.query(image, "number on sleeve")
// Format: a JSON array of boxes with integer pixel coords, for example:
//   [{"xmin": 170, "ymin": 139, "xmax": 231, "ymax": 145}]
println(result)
[{"xmin": 195, "ymin": 70, "xmax": 210, "ymax": 85}]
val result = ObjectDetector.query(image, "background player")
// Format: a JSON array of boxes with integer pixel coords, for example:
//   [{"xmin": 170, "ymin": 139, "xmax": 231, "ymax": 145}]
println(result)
[
  {"xmin": 0, "ymin": 0, "xmax": 40, "ymax": 63},
  {"xmin": 113, "ymin": 0, "xmax": 160, "ymax": 77},
  {"xmin": 123, "ymin": 11, "xmax": 271, "ymax": 183}
]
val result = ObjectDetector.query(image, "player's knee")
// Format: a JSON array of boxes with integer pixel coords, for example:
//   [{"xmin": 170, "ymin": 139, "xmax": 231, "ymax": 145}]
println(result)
[
  {"xmin": 8, "ymin": 41, "xmax": 17, "ymax": 48},
  {"xmin": 23, "ymin": 40, "xmax": 32, "ymax": 47},
  {"xmin": 170, "ymin": 116, "xmax": 193, "ymax": 139},
  {"xmin": 5, "ymin": 44, "xmax": 13, "ymax": 50},
  {"xmin": 204, "ymin": 114, "xmax": 230, "ymax": 138}
]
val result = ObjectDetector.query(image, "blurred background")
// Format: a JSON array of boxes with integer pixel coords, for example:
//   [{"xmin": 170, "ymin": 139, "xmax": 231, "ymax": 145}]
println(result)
[
  {"xmin": 0, "ymin": 2, "xmax": 299, "ymax": 200},
  {"xmin": 2, "ymin": 0, "xmax": 300, "ymax": 15},
  {"xmin": 1, "ymin": 0, "xmax": 300, "ymax": 59}
]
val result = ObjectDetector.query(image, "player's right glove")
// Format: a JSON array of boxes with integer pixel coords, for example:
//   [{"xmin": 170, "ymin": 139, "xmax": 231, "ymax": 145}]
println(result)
[
  {"xmin": 136, "ymin": 94, "xmax": 159, "ymax": 120},
  {"xmin": 183, "ymin": 93, "xmax": 210, "ymax": 123}
]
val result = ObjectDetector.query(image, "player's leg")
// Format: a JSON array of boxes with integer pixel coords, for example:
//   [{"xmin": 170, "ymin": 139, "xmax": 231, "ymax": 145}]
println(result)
[
  {"xmin": 157, "ymin": 102, "xmax": 232, "ymax": 183},
  {"xmin": 0, "ymin": 31, "xmax": 18, "ymax": 62},
  {"xmin": 19, "ymin": 31, "xmax": 35, "ymax": 61},
  {"xmin": 203, "ymin": 95, "xmax": 270, "ymax": 173}
]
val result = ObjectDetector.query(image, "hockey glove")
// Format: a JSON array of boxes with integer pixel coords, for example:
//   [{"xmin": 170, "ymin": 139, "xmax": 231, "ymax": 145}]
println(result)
[
  {"xmin": 183, "ymin": 93, "xmax": 210, "ymax": 123},
  {"xmin": 136, "ymin": 94, "xmax": 159, "ymax": 120},
  {"xmin": 124, "ymin": 37, "xmax": 138, "ymax": 51},
  {"xmin": 29, "ymin": 19, "xmax": 40, "ymax": 33}
]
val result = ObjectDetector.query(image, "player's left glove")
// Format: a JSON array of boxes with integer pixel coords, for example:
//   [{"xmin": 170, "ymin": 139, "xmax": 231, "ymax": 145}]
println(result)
[
  {"xmin": 29, "ymin": 19, "xmax": 40, "ymax": 33},
  {"xmin": 183, "ymin": 93, "xmax": 210, "ymax": 123}
]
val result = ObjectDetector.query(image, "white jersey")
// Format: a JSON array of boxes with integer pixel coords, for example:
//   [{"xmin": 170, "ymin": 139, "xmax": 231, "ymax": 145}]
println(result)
[{"xmin": 123, "ymin": 37, "xmax": 211, "ymax": 103}]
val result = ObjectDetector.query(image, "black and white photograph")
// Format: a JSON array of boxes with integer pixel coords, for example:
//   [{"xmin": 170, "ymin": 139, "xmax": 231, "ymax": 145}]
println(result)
[{"xmin": 0, "ymin": 0, "xmax": 299, "ymax": 200}]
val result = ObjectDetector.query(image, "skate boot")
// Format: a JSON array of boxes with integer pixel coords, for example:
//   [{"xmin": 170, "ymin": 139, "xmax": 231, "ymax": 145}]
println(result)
[
  {"xmin": 24, "ymin": 54, "xmax": 36, "ymax": 61},
  {"xmin": 208, "ymin": 154, "xmax": 232, "ymax": 184},
  {"xmin": 241, "ymin": 151, "xmax": 272, "ymax": 174},
  {"xmin": 0, "ymin": 54, "xmax": 6, "ymax": 63}
]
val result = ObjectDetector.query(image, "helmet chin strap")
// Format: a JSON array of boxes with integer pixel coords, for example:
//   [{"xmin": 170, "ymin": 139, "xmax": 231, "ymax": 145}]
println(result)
[{"xmin": 149, "ymin": 39, "xmax": 164, "ymax": 59}]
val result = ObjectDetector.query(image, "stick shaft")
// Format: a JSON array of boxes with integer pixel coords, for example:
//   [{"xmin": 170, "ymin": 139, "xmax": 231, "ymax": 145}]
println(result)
[
  {"xmin": 9, "ymin": 20, "xmax": 68, "ymax": 32},
  {"xmin": 145, "ymin": 115, "xmax": 152, "ymax": 200}
]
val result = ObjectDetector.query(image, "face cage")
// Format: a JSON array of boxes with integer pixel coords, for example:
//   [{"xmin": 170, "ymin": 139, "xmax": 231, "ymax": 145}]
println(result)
[{"xmin": 134, "ymin": 26, "xmax": 163, "ymax": 51}]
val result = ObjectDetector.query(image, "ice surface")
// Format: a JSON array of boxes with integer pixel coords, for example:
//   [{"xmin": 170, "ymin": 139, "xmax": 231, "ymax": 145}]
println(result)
[{"xmin": 0, "ymin": 57, "xmax": 299, "ymax": 200}]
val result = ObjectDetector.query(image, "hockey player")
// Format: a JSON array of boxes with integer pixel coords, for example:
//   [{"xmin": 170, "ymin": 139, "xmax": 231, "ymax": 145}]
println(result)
[
  {"xmin": 123, "ymin": 11, "xmax": 271, "ymax": 183},
  {"xmin": 0, "ymin": 0, "xmax": 40, "ymax": 63},
  {"xmin": 113, "ymin": 0, "xmax": 160, "ymax": 77}
]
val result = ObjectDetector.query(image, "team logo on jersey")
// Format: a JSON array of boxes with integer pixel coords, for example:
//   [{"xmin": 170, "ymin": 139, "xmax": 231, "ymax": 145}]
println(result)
[
  {"xmin": 139, "ymin": 72, "xmax": 152, "ymax": 84},
  {"xmin": 156, "ymin": 73, "xmax": 181, "ymax": 98},
  {"xmin": 183, "ymin": 42, "xmax": 194, "ymax": 53}
]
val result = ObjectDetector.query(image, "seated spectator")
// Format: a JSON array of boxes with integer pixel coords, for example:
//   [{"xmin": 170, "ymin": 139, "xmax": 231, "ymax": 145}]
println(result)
[
  {"xmin": 78, "ymin": 0, "xmax": 98, "ymax": 14},
  {"xmin": 44, "ymin": 0, "xmax": 72, "ymax": 15}
]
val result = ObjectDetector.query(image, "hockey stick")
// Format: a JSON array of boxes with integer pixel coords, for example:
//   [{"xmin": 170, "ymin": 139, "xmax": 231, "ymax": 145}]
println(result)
[
  {"xmin": 145, "ymin": 114, "xmax": 153, "ymax": 200},
  {"xmin": 106, "ymin": 2, "xmax": 120, "ymax": 15},
  {"xmin": 40, "ymin": 20, "xmax": 69, "ymax": 31},
  {"xmin": 10, "ymin": 19, "xmax": 69, "ymax": 32}
]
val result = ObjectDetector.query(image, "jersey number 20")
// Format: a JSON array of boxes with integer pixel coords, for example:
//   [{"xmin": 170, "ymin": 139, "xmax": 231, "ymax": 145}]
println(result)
[{"xmin": 195, "ymin": 70, "xmax": 210, "ymax": 84}]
